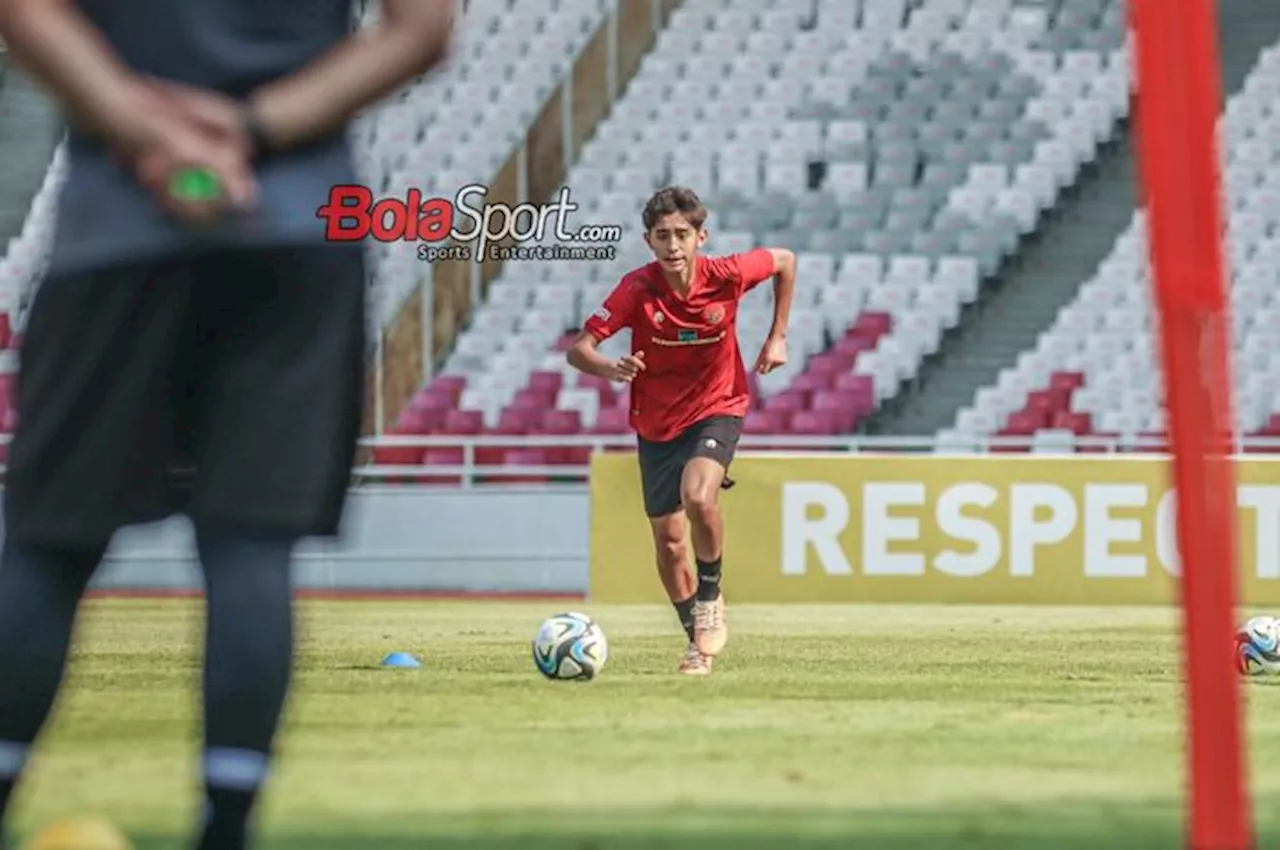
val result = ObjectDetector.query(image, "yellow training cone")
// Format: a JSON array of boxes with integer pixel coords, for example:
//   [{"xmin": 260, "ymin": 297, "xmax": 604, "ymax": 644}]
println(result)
[{"xmin": 22, "ymin": 817, "xmax": 132, "ymax": 850}]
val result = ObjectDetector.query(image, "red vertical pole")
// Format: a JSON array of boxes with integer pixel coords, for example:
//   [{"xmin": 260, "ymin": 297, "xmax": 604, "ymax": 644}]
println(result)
[{"xmin": 1129, "ymin": 1, "xmax": 1252, "ymax": 848}]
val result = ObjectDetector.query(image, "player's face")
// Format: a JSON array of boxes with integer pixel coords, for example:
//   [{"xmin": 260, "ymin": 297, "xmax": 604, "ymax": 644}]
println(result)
[{"xmin": 644, "ymin": 212, "xmax": 707, "ymax": 275}]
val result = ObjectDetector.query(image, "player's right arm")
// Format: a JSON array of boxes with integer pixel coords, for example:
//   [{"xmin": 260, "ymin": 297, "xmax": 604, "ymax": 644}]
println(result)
[{"xmin": 567, "ymin": 280, "xmax": 646, "ymax": 383}]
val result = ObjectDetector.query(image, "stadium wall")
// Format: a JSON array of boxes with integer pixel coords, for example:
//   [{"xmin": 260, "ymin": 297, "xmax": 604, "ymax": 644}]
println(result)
[{"xmin": 80, "ymin": 454, "xmax": 1280, "ymax": 604}]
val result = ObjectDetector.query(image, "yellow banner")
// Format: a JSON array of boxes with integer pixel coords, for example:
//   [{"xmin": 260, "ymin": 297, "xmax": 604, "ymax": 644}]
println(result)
[{"xmin": 587, "ymin": 453, "xmax": 1280, "ymax": 604}]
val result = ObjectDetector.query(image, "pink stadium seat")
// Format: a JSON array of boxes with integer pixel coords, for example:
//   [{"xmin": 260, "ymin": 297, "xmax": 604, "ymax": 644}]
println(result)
[
  {"xmin": 370, "ymin": 443, "xmax": 424, "ymax": 475},
  {"xmin": 0, "ymin": 314, "xmax": 12, "ymax": 350},
  {"xmin": 527, "ymin": 370, "xmax": 564, "ymax": 394},
  {"xmin": 589, "ymin": 408, "xmax": 629, "ymax": 434},
  {"xmin": 554, "ymin": 333, "xmax": 577, "ymax": 352},
  {"xmin": 442, "ymin": 409, "xmax": 484, "ymax": 435},
  {"xmin": 511, "ymin": 388, "xmax": 556, "ymax": 410},
  {"xmin": 1004, "ymin": 410, "xmax": 1045, "ymax": 434},
  {"xmin": 494, "ymin": 408, "xmax": 537, "ymax": 434},
  {"xmin": 1049, "ymin": 371, "xmax": 1085, "ymax": 394},
  {"xmin": 1052, "ymin": 411, "xmax": 1093, "ymax": 435},
  {"xmin": 1024, "ymin": 390, "xmax": 1056, "ymax": 418},
  {"xmin": 420, "ymin": 448, "xmax": 465, "ymax": 485},
  {"xmin": 831, "ymin": 374, "xmax": 875, "ymax": 416},
  {"xmin": 790, "ymin": 410, "xmax": 838, "ymax": 435},
  {"xmin": 792, "ymin": 371, "xmax": 833, "ymax": 394},
  {"xmin": 763, "ymin": 390, "xmax": 808, "ymax": 413},
  {"xmin": 540, "ymin": 409, "xmax": 582, "ymax": 434},
  {"xmin": 853, "ymin": 311, "xmax": 893, "ymax": 339},
  {"xmin": 807, "ymin": 351, "xmax": 857, "ymax": 377},
  {"xmin": 833, "ymin": 334, "xmax": 876, "ymax": 359},
  {"xmin": 810, "ymin": 391, "xmax": 860, "ymax": 433},
  {"xmin": 413, "ymin": 389, "xmax": 457, "ymax": 411},
  {"xmin": 744, "ymin": 410, "xmax": 787, "ymax": 434},
  {"xmin": 396, "ymin": 407, "xmax": 445, "ymax": 434},
  {"xmin": 483, "ymin": 448, "xmax": 550, "ymax": 485},
  {"xmin": 539, "ymin": 409, "xmax": 588, "ymax": 464},
  {"xmin": 1262, "ymin": 414, "xmax": 1280, "ymax": 435}
]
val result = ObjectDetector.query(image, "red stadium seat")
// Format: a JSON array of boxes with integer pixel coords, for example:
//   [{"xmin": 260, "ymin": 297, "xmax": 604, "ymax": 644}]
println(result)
[
  {"xmin": 396, "ymin": 407, "xmax": 446, "ymax": 434},
  {"xmin": 831, "ymin": 373, "xmax": 875, "ymax": 416},
  {"xmin": 1052, "ymin": 411, "xmax": 1093, "ymax": 435},
  {"xmin": 806, "ymin": 351, "xmax": 857, "ymax": 376},
  {"xmin": 792, "ymin": 371, "xmax": 834, "ymax": 394},
  {"xmin": 527, "ymin": 370, "xmax": 564, "ymax": 394},
  {"xmin": 413, "ymin": 389, "xmax": 457, "ymax": 411},
  {"xmin": 420, "ymin": 448, "xmax": 465, "ymax": 485},
  {"xmin": 811, "ymin": 391, "xmax": 860, "ymax": 433},
  {"xmin": 442, "ymin": 409, "xmax": 484, "ymax": 435},
  {"xmin": 744, "ymin": 410, "xmax": 787, "ymax": 434},
  {"xmin": 494, "ymin": 408, "xmax": 537, "ymax": 434},
  {"xmin": 763, "ymin": 390, "xmax": 809, "ymax": 413},
  {"xmin": 853, "ymin": 311, "xmax": 893, "ymax": 339},
  {"xmin": 1048, "ymin": 371, "xmax": 1085, "ymax": 394},
  {"xmin": 589, "ymin": 408, "xmax": 630, "ymax": 434},
  {"xmin": 539, "ymin": 409, "xmax": 587, "ymax": 464},
  {"xmin": 790, "ymin": 410, "xmax": 838, "ymax": 435},
  {"xmin": 484, "ymin": 448, "xmax": 550, "ymax": 484},
  {"xmin": 511, "ymin": 388, "xmax": 556, "ymax": 410}
]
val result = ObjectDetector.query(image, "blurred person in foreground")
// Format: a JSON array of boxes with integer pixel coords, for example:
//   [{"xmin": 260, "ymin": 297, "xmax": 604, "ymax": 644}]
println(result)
[{"xmin": 0, "ymin": 1, "xmax": 452, "ymax": 847}]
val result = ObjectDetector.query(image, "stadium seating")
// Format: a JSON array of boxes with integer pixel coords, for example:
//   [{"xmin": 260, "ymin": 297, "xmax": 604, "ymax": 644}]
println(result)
[
  {"xmin": 387, "ymin": 0, "xmax": 1132, "ymax": 470},
  {"xmin": 357, "ymin": 0, "xmax": 615, "ymax": 324},
  {"xmin": 0, "ymin": 1, "xmax": 614, "ymax": 334},
  {"xmin": 950, "ymin": 39, "xmax": 1280, "ymax": 453}
]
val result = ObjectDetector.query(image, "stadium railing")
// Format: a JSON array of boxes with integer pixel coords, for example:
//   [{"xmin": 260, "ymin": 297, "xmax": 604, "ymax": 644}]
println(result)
[{"xmin": 350, "ymin": 433, "xmax": 1280, "ymax": 487}]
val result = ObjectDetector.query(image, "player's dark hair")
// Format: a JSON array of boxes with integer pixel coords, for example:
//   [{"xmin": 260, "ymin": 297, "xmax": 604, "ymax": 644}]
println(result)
[{"xmin": 642, "ymin": 186, "xmax": 708, "ymax": 231}]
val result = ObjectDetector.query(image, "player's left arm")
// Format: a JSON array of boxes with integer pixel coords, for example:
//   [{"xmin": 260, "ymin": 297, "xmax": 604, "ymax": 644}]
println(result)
[{"xmin": 741, "ymin": 247, "xmax": 796, "ymax": 375}]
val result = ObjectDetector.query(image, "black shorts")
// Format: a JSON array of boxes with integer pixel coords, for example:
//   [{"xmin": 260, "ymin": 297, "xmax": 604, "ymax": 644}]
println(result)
[
  {"xmin": 636, "ymin": 415, "xmax": 743, "ymax": 518},
  {"xmin": 3, "ymin": 244, "xmax": 367, "ymax": 549}
]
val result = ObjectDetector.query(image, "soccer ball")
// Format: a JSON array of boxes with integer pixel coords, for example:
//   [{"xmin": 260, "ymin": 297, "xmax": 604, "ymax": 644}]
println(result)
[
  {"xmin": 1235, "ymin": 615, "xmax": 1280, "ymax": 676},
  {"xmin": 532, "ymin": 612, "xmax": 608, "ymax": 681}
]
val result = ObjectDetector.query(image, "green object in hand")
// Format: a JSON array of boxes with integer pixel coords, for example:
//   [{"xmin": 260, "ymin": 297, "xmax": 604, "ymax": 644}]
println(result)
[{"xmin": 168, "ymin": 167, "xmax": 222, "ymax": 202}]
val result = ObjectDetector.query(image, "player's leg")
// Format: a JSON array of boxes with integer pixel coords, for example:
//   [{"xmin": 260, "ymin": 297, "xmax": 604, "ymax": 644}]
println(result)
[
  {"xmin": 679, "ymin": 416, "xmax": 743, "ymax": 658},
  {"xmin": 638, "ymin": 435, "xmax": 710, "ymax": 674},
  {"xmin": 192, "ymin": 524, "xmax": 297, "ymax": 850},
  {"xmin": 0, "ymin": 542, "xmax": 104, "ymax": 840},
  {"xmin": 0, "ymin": 262, "xmax": 188, "ymax": 841},
  {"xmin": 184, "ymin": 244, "xmax": 365, "ymax": 850}
]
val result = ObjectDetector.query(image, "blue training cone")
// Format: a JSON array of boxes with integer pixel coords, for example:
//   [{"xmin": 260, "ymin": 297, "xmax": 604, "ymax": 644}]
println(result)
[{"xmin": 381, "ymin": 651, "xmax": 421, "ymax": 669}]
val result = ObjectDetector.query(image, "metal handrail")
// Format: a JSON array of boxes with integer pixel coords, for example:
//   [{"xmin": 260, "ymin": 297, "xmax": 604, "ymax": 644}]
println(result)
[{"xmin": 350, "ymin": 433, "xmax": 1280, "ymax": 486}]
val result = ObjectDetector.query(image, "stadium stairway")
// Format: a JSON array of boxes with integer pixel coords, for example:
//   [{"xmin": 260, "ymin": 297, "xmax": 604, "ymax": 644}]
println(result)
[
  {"xmin": 863, "ymin": 118, "xmax": 1136, "ymax": 438},
  {"xmin": 867, "ymin": 0, "xmax": 1280, "ymax": 439},
  {"xmin": 0, "ymin": 65, "xmax": 62, "ymax": 247}
]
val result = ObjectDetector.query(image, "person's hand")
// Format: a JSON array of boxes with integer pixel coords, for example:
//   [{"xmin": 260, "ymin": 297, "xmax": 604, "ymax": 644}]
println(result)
[
  {"xmin": 604, "ymin": 351, "xmax": 646, "ymax": 383},
  {"xmin": 112, "ymin": 78, "xmax": 258, "ymax": 225},
  {"xmin": 753, "ymin": 334, "xmax": 787, "ymax": 375}
]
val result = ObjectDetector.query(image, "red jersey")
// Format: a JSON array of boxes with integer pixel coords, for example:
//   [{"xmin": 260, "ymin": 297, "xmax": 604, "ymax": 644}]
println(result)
[{"xmin": 582, "ymin": 248, "xmax": 776, "ymax": 442}]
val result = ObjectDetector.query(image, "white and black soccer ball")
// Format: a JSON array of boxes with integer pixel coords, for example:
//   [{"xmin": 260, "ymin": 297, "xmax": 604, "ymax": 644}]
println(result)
[
  {"xmin": 532, "ymin": 612, "xmax": 608, "ymax": 681},
  {"xmin": 1235, "ymin": 615, "xmax": 1280, "ymax": 676}
]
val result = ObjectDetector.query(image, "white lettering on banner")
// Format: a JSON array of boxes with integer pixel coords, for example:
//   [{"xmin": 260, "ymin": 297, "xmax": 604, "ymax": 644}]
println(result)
[
  {"xmin": 934, "ymin": 483, "xmax": 1001, "ymax": 577},
  {"xmin": 1156, "ymin": 490, "xmax": 1180, "ymax": 575},
  {"xmin": 1008, "ymin": 484, "xmax": 1077, "ymax": 577},
  {"xmin": 863, "ymin": 483, "xmax": 926, "ymax": 575},
  {"xmin": 1084, "ymin": 484, "xmax": 1148, "ymax": 577},
  {"xmin": 1241, "ymin": 486, "xmax": 1280, "ymax": 579},
  {"xmin": 781, "ymin": 482, "xmax": 853, "ymax": 576}
]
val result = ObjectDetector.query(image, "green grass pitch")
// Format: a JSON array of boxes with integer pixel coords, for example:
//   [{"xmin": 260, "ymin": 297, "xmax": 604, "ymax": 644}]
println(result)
[{"xmin": 10, "ymin": 599, "xmax": 1280, "ymax": 849}]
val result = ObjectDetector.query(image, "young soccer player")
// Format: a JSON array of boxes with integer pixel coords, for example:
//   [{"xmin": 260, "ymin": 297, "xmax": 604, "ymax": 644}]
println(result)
[
  {"xmin": 0, "ymin": 1, "xmax": 451, "ymax": 848},
  {"xmin": 568, "ymin": 187, "xmax": 796, "ymax": 676}
]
